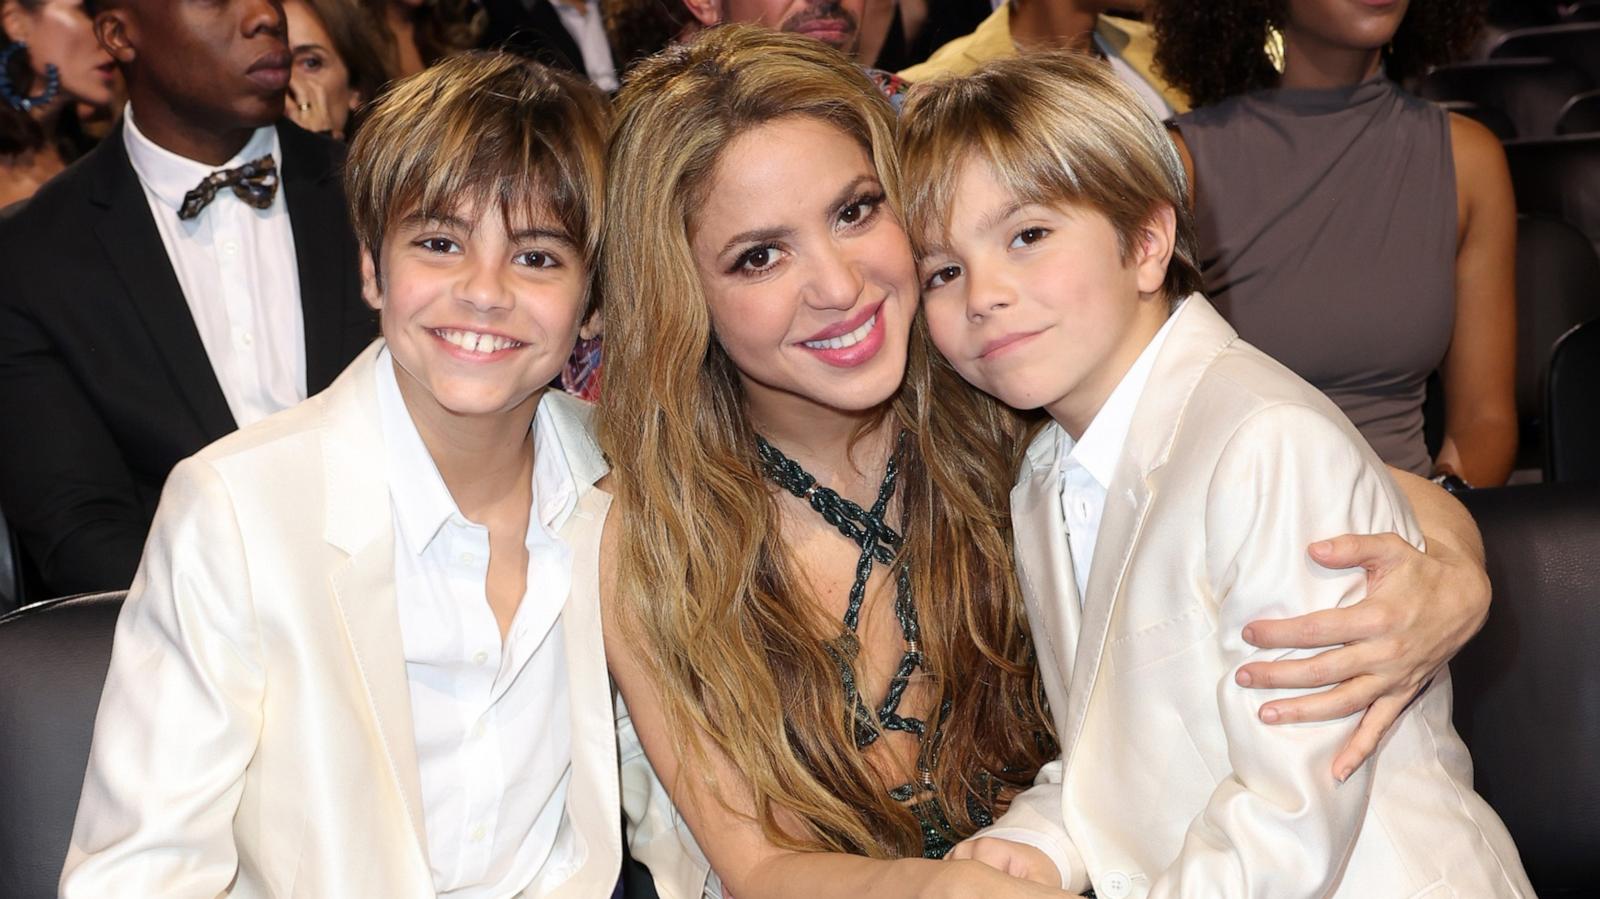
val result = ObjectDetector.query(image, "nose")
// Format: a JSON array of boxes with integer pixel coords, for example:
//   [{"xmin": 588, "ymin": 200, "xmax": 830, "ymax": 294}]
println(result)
[
  {"xmin": 963, "ymin": 260, "xmax": 1015, "ymax": 321},
  {"xmin": 455, "ymin": 254, "xmax": 515, "ymax": 314},
  {"xmin": 803, "ymin": 239, "xmax": 867, "ymax": 313},
  {"xmin": 244, "ymin": 0, "xmax": 288, "ymax": 39}
]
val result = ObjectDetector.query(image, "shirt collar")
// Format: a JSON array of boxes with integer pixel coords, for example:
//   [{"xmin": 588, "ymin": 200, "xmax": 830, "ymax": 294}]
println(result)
[
  {"xmin": 122, "ymin": 102, "xmax": 281, "ymax": 214},
  {"xmin": 1057, "ymin": 297, "xmax": 1189, "ymax": 489},
  {"xmin": 376, "ymin": 346, "xmax": 579, "ymax": 558}
]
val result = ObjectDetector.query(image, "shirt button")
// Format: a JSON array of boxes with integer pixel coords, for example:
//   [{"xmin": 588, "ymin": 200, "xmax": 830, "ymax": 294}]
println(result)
[
  {"xmin": 471, "ymin": 721, "xmax": 486, "ymax": 740},
  {"xmin": 458, "ymin": 551, "xmax": 474, "ymax": 565},
  {"xmin": 1101, "ymin": 870, "xmax": 1133, "ymax": 899},
  {"xmin": 238, "ymin": 331, "xmax": 254, "ymax": 347},
  {"xmin": 473, "ymin": 650, "xmax": 489, "ymax": 666},
  {"xmin": 469, "ymin": 824, "xmax": 486, "ymax": 843},
  {"xmin": 222, "ymin": 241, "xmax": 239, "ymax": 256}
]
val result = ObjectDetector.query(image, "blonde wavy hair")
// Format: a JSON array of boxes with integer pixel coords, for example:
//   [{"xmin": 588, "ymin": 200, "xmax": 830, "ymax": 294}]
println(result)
[{"xmin": 597, "ymin": 25, "xmax": 1055, "ymax": 858}]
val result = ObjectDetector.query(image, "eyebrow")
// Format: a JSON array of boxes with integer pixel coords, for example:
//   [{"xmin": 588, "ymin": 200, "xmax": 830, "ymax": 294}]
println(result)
[
  {"xmin": 290, "ymin": 42, "xmax": 330, "ymax": 55},
  {"xmin": 976, "ymin": 199, "xmax": 1029, "ymax": 236},
  {"xmin": 403, "ymin": 213, "xmax": 575, "ymax": 246},
  {"xmin": 717, "ymin": 173, "xmax": 882, "ymax": 259}
]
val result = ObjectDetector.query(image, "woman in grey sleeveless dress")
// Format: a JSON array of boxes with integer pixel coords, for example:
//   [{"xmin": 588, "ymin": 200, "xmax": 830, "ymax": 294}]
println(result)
[{"xmin": 1153, "ymin": 0, "xmax": 1517, "ymax": 487}]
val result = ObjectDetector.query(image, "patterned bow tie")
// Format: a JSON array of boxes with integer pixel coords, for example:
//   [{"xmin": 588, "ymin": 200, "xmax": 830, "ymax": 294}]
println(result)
[{"xmin": 178, "ymin": 155, "xmax": 278, "ymax": 220}]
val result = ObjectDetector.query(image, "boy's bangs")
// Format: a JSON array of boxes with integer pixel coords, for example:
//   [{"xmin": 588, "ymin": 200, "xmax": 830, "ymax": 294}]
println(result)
[
  {"xmin": 901, "ymin": 92, "xmax": 1083, "ymax": 259},
  {"xmin": 391, "ymin": 133, "xmax": 585, "ymax": 253}
]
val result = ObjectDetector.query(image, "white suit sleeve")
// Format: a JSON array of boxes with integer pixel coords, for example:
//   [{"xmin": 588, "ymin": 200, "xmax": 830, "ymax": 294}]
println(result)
[
  {"xmin": 1147, "ymin": 403, "xmax": 1421, "ymax": 899},
  {"xmin": 974, "ymin": 758, "xmax": 1092, "ymax": 894},
  {"xmin": 60, "ymin": 456, "xmax": 266, "ymax": 897}
]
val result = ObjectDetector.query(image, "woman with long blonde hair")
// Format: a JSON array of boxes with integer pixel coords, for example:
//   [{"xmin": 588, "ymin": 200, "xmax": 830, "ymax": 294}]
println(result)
[{"xmin": 598, "ymin": 25, "xmax": 1496, "ymax": 899}]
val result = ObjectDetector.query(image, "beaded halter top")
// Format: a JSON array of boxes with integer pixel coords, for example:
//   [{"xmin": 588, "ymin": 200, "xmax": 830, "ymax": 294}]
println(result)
[{"xmin": 756, "ymin": 431, "xmax": 992, "ymax": 858}]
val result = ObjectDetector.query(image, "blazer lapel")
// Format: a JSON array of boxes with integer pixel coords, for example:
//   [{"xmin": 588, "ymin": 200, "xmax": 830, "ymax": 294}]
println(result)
[
  {"xmin": 88, "ymin": 128, "xmax": 236, "ymax": 441},
  {"xmin": 319, "ymin": 344, "xmax": 430, "ymax": 864},
  {"xmin": 1056, "ymin": 296, "xmax": 1240, "ymax": 765},
  {"xmin": 551, "ymin": 487, "xmax": 621, "ymax": 895},
  {"xmin": 278, "ymin": 122, "xmax": 356, "ymax": 394},
  {"xmin": 1009, "ymin": 430, "xmax": 1083, "ymax": 689}
]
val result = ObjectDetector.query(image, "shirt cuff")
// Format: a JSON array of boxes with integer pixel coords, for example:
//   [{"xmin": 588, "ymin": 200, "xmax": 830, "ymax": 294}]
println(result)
[{"xmin": 971, "ymin": 826, "xmax": 1076, "ymax": 891}]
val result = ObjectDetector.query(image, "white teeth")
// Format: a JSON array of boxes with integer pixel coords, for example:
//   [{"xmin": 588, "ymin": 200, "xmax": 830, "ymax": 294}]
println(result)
[
  {"xmin": 803, "ymin": 313, "xmax": 876, "ymax": 351},
  {"xmin": 434, "ymin": 329, "xmax": 522, "ymax": 354}
]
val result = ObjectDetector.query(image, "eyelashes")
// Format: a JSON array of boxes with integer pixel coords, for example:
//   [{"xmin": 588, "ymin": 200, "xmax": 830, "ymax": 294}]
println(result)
[{"xmin": 726, "ymin": 189, "xmax": 889, "ymax": 278}]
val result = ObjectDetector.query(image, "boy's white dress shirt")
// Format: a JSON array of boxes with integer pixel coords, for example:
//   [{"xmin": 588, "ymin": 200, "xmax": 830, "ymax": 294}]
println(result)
[
  {"xmin": 377, "ymin": 349, "xmax": 580, "ymax": 896},
  {"xmin": 1056, "ymin": 299, "xmax": 1186, "ymax": 602}
]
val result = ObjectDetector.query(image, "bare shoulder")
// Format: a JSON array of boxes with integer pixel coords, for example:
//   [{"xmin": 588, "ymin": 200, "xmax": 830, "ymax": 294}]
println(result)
[{"xmin": 1447, "ymin": 112, "xmax": 1511, "ymax": 191}]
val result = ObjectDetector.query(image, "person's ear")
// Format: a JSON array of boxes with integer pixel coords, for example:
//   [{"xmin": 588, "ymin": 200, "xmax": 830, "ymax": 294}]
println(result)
[
  {"xmin": 578, "ymin": 307, "xmax": 603, "ymax": 341},
  {"xmin": 1, "ymin": 2, "xmax": 32, "ymax": 46},
  {"xmin": 1132, "ymin": 203, "xmax": 1177, "ymax": 296},
  {"xmin": 347, "ymin": 88, "xmax": 363, "ymax": 112},
  {"xmin": 680, "ymin": 0, "xmax": 722, "ymax": 29},
  {"xmin": 360, "ymin": 247, "xmax": 384, "ymax": 312},
  {"xmin": 94, "ymin": 8, "xmax": 137, "ymax": 66}
]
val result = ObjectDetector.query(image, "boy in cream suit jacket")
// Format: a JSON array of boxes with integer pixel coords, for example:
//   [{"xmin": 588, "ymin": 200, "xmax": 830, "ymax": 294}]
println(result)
[
  {"xmin": 899, "ymin": 54, "xmax": 1533, "ymax": 899},
  {"xmin": 61, "ymin": 54, "xmax": 621, "ymax": 898}
]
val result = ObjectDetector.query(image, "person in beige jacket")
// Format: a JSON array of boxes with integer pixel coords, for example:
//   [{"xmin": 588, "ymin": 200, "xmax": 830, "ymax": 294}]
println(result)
[
  {"xmin": 900, "ymin": 53, "xmax": 1532, "ymax": 898},
  {"xmin": 60, "ymin": 52, "xmax": 622, "ymax": 898}
]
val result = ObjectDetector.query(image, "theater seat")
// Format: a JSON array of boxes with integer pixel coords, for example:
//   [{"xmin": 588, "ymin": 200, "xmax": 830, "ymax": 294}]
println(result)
[
  {"xmin": 1490, "ymin": 22, "xmax": 1600, "ymax": 83},
  {"xmin": 1418, "ymin": 58, "xmax": 1593, "ymax": 137},
  {"xmin": 1546, "ymin": 317, "xmax": 1600, "ymax": 482},
  {"xmin": 1514, "ymin": 216, "xmax": 1600, "ymax": 450},
  {"xmin": 1558, "ymin": 89, "xmax": 1600, "ymax": 134},
  {"xmin": 0, "ymin": 507, "xmax": 19, "ymax": 615},
  {"xmin": 1455, "ymin": 483, "xmax": 1600, "ymax": 896},
  {"xmin": 1504, "ymin": 134, "xmax": 1600, "ymax": 254},
  {"xmin": 0, "ymin": 591, "xmax": 124, "ymax": 898}
]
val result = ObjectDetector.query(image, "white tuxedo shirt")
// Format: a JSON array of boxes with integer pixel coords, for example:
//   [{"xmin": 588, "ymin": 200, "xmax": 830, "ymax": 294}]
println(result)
[
  {"xmin": 61, "ymin": 342, "xmax": 622, "ymax": 898},
  {"xmin": 985, "ymin": 296, "xmax": 1531, "ymax": 899}
]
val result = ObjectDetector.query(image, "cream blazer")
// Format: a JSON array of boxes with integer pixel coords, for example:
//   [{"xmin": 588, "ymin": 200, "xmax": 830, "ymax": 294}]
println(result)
[
  {"xmin": 60, "ymin": 342, "xmax": 621, "ymax": 898},
  {"xmin": 988, "ymin": 298, "xmax": 1531, "ymax": 899}
]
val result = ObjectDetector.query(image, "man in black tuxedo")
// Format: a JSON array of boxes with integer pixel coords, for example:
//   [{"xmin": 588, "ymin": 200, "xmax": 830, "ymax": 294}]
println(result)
[{"xmin": 0, "ymin": 0, "xmax": 374, "ymax": 599}]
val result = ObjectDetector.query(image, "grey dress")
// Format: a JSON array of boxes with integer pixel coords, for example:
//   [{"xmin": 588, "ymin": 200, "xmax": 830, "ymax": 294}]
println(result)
[{"xmin": 1174, "ymin": 75, "xmax": 1457, "ymax": 476}]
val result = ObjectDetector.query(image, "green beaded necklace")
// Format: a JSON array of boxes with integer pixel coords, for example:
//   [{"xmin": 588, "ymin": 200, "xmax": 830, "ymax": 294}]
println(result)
[{"xmin": 756, "ymin": 431, "xmax": 991, "ymax": 857}]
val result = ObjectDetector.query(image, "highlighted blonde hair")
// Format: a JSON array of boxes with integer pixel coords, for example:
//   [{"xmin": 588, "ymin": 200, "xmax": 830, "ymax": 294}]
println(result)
[
  {"xmin": 344, "ymin": 51, "xmax": 610, "ymax": 303},
  {"xmin": 598, "ymin": 25, "xmax": 1054, "ymax": 857},
  {"xmin": 899, "ymin": 51, "xmax": 1204, "ymax": 302}
]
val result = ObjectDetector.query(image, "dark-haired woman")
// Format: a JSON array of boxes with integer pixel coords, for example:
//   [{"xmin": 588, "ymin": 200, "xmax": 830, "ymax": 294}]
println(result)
[
  {"xmin": 1154, "ymin": 0, "xmax": 1518, "ymax": 489},
  {"xmin": 283, "ymin": 0, "xmax": 397, "ymax": 140},
  {"xmin": 0, "ymin": 0, "xmax": 115, "ymax": 207}
]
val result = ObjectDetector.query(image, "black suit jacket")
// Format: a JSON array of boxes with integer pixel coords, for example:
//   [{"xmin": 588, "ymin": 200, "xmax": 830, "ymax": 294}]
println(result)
[
  {"xmin": 478, "ymin": 0, "xmax": 588, "ymax": 77},
  {"xmin": 0, "ymin": 118, "xmax": 375, "ymax": 599}
]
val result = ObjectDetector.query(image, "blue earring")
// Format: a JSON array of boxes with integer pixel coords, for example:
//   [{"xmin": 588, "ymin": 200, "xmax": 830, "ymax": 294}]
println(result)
[{"xmin": 0, "ymin": 41, "xmax": 62, "ymax": 113}]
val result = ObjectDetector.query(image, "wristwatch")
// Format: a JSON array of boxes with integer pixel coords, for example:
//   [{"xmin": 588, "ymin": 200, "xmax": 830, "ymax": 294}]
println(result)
[{"xmin": 1431, "ymin": 471, "xmax": 1473, "ymax": 494}]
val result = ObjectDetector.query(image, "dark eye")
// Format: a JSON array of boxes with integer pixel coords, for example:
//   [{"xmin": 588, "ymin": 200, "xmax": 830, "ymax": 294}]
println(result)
[
  {"xmin": 1010, "ymin": 227, "xmax": 1049, "ymax": 248},
  {"xmin": 923, "ymin": 264, "xmax": 962, "ymax": 290},
  {"xmin": 417, "ymin": 237, "xmax": 458, "ymax": 254},
  {"xmin": 839, "ymin": 192, "xmax": 884, "ymax": 227},
  {"xmin": 733, "ymin": 245, "xmax": 783, "ymax": 275},
  {"xmin": 515, "ymin": 250, "xmax": 559, "ymax": 269}
]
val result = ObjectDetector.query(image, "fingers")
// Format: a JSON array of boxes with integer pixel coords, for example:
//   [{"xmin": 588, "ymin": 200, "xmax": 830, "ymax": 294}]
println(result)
[
  {"xmin": 1308, "ymin": 532, "xmax": 1410, "ymax": 573},
  {"xmin": 1242, "ymin": 603, "xmax": 1389, "ymax": 650},
  {"xmin": 1330, "ymin": 693, "xmax": 1409, "ymax": 782},
  {"xmin": 1255, "ymin": 674, "xmax": 1383, "ymax": 725},
  {"xmin": 1237, "ymin": 644, "xmax": 1369, "ymax": 690}
]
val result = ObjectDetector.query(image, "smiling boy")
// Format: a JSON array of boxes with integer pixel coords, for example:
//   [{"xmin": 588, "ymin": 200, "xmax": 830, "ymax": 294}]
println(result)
[
  {"xmin": 61, "ymin": 52, "xmax": 621, "ymax": 898},
  {"xmin": 898, "ymin": 53, "xmax": 1532, "ymax": 898}
]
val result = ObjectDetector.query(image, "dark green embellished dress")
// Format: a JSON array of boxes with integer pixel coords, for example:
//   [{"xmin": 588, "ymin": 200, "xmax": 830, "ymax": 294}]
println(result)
[{"xmin": 756, "ymin": 432, "xmax": 995, "ymax": 859}]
